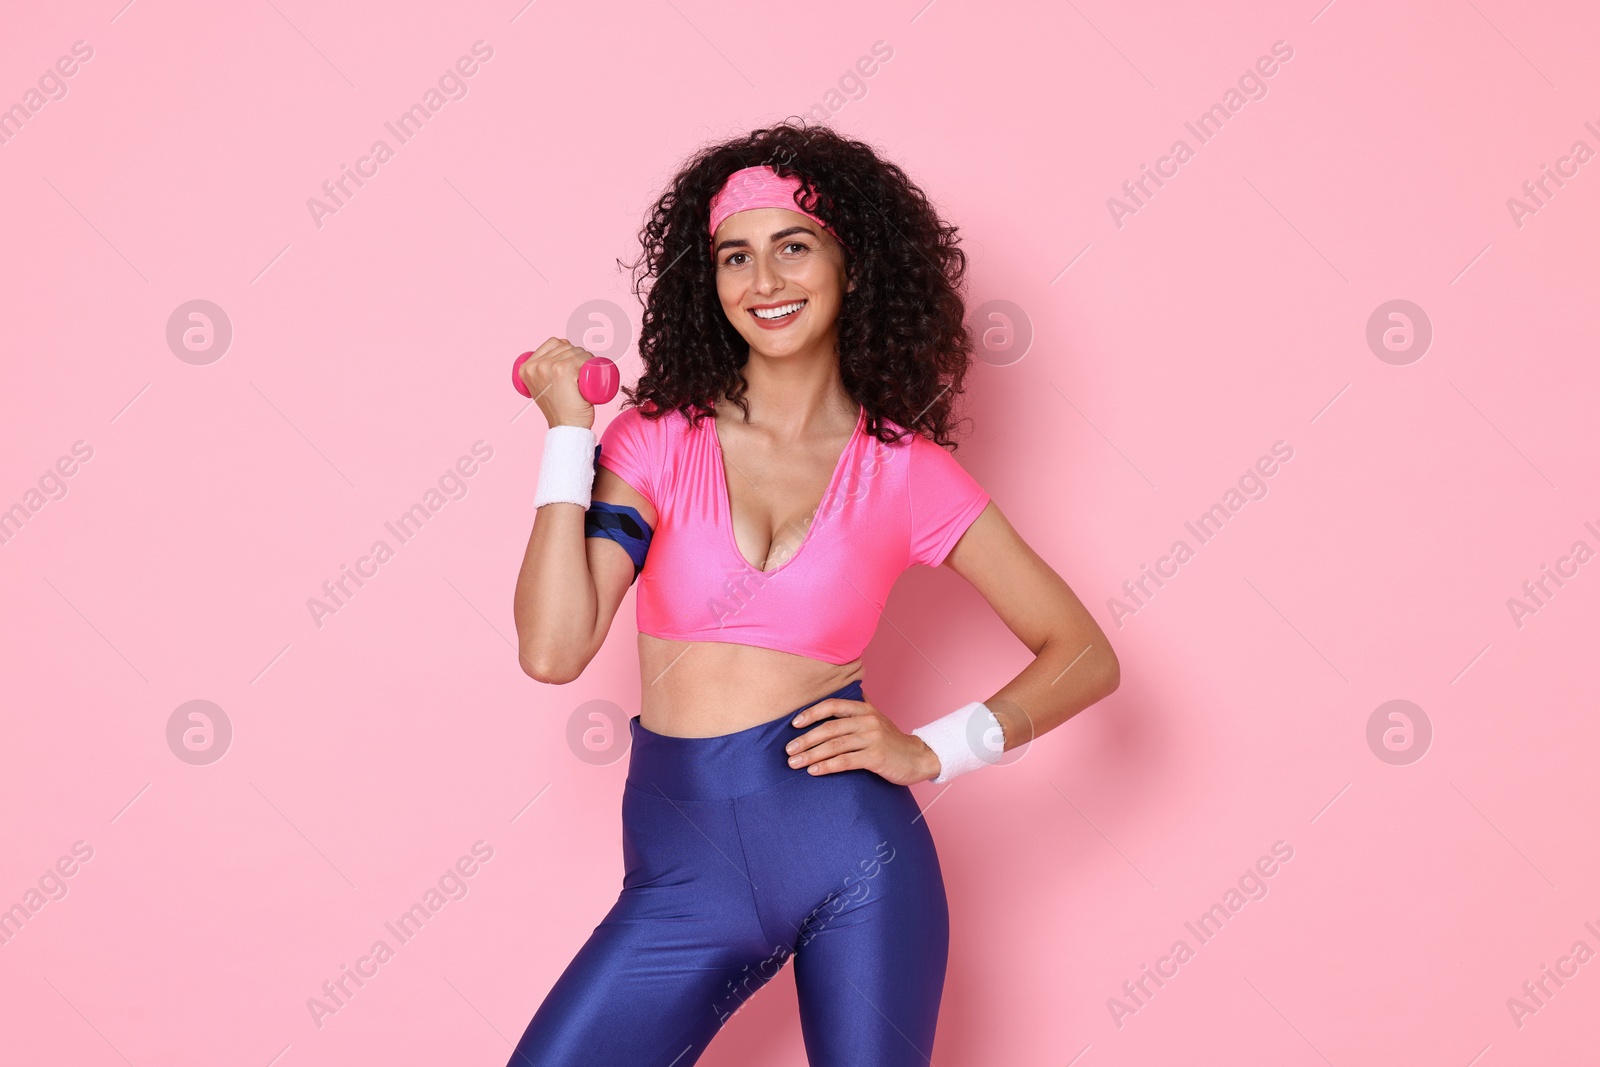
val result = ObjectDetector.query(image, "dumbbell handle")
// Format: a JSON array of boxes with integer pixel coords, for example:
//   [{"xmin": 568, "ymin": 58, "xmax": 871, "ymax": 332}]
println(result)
[{"xmin": 512, "ymin": 350, "xmax": 619, "ymax": 405}]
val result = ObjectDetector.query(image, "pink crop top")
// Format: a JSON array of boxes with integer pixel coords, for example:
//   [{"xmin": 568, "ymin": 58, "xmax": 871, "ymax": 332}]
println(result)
[{"xmin": 595, "ymin": 403, "xmax": 991, "ymax": 664}]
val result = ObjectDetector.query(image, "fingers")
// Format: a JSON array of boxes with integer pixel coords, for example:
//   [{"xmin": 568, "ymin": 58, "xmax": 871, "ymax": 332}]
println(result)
[
  {"xmin": 804, "ymin": 752, "xmax": 865, "ymax": 776},
  {"xmin": 521, "ymin": 337, "xmax": 598, "ymax": 426},
  {"xmin": 785, "ymin": 708, "xmax": 878, "ymax": 758},
  {"xmin": 787, "ymin": 722, "xmax": 861, "ymax": 759},
  {"xmin": 786, "ymin": 696, "xmax": 884, "ymax": 775},
  {"xmin": 531, "ymin": 336, "xmax": 572, "ymax": 360},
  {"xmin": 787, "ymin": 732, "xmax": 868, "ymax": 773},
  {"xmin": 790, "ymin": 696, "xmax": 872, "ymax": 729},
  {"xmin": 528, "ymin": 338, "xmax": 593, "ymax": 375},
  {"xmin": 520, "ymin": 338, "xmax": 568, "ymax": 386}
]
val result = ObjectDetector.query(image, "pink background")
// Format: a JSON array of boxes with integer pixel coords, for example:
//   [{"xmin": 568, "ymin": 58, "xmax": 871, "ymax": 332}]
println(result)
[{"xmin": 3, "ymin": 0, "xmax": 1598, "ymax": 1063}]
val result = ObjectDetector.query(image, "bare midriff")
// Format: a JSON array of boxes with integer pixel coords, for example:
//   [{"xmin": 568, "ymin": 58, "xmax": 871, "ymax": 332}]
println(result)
[{"xmin": 637, "ymin": 632, "xmax": 865, "ymax": 737}]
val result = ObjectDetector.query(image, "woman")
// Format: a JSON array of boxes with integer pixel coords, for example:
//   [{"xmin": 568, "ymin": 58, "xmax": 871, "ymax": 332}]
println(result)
[{"xmin": 508, "ymin": 121, "xmax": 1119, "ymax": 1066}]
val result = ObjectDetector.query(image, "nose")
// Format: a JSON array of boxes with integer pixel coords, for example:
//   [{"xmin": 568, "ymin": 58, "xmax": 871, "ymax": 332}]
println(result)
[{"xmin": 751, "ymin": 250, "xmax": 782, "ymax": 294}]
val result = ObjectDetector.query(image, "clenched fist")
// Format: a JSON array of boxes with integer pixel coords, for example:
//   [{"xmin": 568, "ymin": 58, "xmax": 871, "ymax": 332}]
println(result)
[{"xmin": 519, "ymin": 337, "xmax": 599, "ymax": 430}]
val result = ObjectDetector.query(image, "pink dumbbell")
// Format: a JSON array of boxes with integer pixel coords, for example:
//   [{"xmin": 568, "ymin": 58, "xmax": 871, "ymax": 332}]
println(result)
[{"xmin": 512, "ymin": 350, "xmax": 619, "ymax": 405}]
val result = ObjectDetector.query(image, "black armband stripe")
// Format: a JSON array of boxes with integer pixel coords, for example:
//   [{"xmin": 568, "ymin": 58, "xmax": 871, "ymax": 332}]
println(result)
[{"xmin": 585, "ymin": 500, "xmax": 652, "ymax": 583}]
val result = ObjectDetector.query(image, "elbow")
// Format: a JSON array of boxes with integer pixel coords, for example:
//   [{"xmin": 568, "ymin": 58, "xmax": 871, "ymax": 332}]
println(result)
[
  {"xmin": 518, "ymin": 644, "xmax": 583, "ymax": 685},
  {"xmin": 1100, "ymin": 655, "xmax": 1126, "ymax": 697},
  {"xmin": 1097, "ymin": 650, "xmax": 1121, "ymax": 699}
]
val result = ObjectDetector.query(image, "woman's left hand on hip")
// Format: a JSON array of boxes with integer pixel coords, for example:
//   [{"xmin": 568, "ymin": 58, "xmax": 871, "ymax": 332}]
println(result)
[{"xmin": 785, "ymin": 696, "xmax": 940, "ymax": 786}]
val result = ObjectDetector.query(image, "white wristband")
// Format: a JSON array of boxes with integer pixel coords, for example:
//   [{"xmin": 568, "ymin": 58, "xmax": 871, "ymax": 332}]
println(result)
[
  {"xmin": 912, "ymin": 700, "xmax": 1005, "ymax": 783},
  {"xmin": 533, "ymin": 424, "xmax": 598, "ymax": 509}
]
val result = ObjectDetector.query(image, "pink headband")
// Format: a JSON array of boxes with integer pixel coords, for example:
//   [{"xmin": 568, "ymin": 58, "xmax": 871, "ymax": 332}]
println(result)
[{"xmin": 708, "ymin": 165, "xmax": 842, "ymax": 256}]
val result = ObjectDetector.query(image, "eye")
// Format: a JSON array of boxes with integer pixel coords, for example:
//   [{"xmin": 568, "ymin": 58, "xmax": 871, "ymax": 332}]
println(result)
[{"xmin": 721, "ymin": 243, "xmax": 808, "ymax": 267}]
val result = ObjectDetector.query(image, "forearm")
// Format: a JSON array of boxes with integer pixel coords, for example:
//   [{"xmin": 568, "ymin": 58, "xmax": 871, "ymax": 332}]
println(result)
[
  {"xmin": 985, "ymin": 634, "xmax": 1120, "ymax": 750},
  {"xmin": 513, "ymin": 502, "xmax": 599, "ymax": 682}
]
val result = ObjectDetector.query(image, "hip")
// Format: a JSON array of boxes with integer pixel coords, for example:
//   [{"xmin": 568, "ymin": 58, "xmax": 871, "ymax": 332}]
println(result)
[
  {"xmin": 627, "ymin": 678, "xmax": 874, "ymax": 801},
  {"xmin": 621, "ymin": 678, "xmax": 942, "ymax": 914}
]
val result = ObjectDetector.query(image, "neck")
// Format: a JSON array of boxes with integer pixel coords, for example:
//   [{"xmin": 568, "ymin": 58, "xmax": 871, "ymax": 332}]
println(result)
[{"xmin": 725, "ymin": 343, "xmax": 857, "ymax": 436}]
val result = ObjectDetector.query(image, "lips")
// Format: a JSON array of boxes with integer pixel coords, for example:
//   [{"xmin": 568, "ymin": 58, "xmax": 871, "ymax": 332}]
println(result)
[{"xmin": 749, "ymin": 300, "xmax": 806, "ymax": 322}]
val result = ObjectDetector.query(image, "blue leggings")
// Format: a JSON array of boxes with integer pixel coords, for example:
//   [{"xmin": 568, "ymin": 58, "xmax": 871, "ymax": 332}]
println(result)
[{"xmin": 508, "ymin": 679, "xmax": 950, "ymax": 1066}]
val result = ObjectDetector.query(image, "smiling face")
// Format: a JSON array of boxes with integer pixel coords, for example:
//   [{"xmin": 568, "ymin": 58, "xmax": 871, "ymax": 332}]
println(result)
[{"xmin": 712, "ymin": 207, "xmax": 854, "ymax": 360}]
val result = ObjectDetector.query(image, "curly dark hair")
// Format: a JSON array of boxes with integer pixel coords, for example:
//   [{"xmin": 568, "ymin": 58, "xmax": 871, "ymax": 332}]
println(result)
[{"xmin": 616, "ymin": 120, "xmax": 977, "ymax": 450}]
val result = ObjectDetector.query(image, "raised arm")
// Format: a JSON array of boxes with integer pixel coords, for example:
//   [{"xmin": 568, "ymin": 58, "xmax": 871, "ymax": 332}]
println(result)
[{"xmin": 511, "ymin": 338, "xmax": 658, "ymax": 684}]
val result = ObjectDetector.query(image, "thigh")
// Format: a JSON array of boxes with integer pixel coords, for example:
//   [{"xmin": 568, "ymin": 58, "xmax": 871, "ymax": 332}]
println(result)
[
  {"xmin": 768, "ymin": 775, "xmax": 952, "ymax": 1066},
  {"xmin": 507, "ymin": 898, "xmax": 742, "ymax": 1067},
  {"xmin": 508, "ymin": 786, "xmax": 778, "ymax": 1067}
]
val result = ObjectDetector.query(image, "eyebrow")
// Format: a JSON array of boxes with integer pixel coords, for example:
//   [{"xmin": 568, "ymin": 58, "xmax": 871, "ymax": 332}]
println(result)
[{"xmin": 713, "ymin": 225, "xmax": 818, "ymax": 255}]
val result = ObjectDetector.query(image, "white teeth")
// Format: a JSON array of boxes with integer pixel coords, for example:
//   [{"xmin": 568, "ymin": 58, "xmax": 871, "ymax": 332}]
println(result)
[{"xmin": 752, "ymin": 301, "xmax": 805, "ymax": 320}]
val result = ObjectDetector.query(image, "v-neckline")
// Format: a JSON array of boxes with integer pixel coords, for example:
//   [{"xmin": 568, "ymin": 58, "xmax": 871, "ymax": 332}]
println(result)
[{"xmin": 709, "ymin": 403, "xmax": 865, "ymax": 576}]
